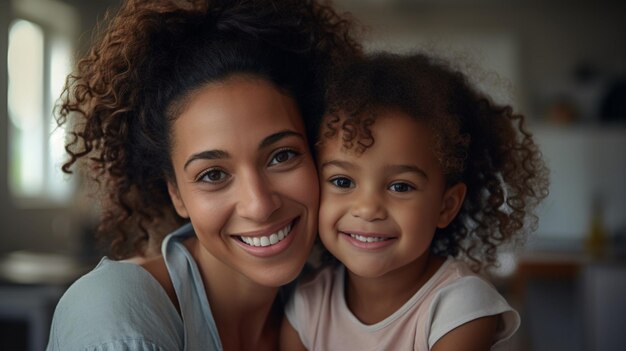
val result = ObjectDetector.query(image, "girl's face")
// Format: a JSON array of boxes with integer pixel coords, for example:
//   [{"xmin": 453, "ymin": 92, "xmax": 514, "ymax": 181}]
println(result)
[
  {"xmin": 317, "ymin": 109, "xmax": 465, "ymax": 279},
  {"xmin": 167, "ymin": 75, "xmax": 319, "ymax": 288}
]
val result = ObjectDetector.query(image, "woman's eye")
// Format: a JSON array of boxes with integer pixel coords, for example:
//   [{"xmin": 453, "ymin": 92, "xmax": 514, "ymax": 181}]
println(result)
[
  {"xmin": 199, "ymin": 169, "xmax": 230, "ymax": 183},
  {"xmin": 330, "ymin": 177, "xmax": 354, "ymax": 189},
  {"xmin": 388, "ymin": 182, "xmax": 414, "ymax": 192},
  {"xmin": 268, "ymin": 149, "xmax": 298, "ymax": 166}
]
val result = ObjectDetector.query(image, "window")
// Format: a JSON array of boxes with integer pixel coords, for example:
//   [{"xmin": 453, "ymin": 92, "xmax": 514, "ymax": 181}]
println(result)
[
  {"xmin": 7, "ymin": 1, "xmax": 77, "ymax": 205},
  {"xmin": 8, "ymin": 19, "xmax": 46, "ymax": 198}
]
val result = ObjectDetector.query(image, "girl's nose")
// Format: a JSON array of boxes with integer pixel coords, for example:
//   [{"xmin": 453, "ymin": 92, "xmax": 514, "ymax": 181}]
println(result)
[
  {"xmin": 236, "ymin": 172, "xmax": 281, "ymax": 222},
  {"xmin": 350, "ymin": 189, "xmax": 387, "ymax": 222}
]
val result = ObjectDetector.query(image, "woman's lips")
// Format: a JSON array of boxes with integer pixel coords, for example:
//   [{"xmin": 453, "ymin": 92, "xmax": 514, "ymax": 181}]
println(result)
[
  {"xmin": 238, "ymin": 221, "xmax": 293, "ymax": 247},
  {"xmin": 233, "ymin": 217, "xmax": 299, "ymax": 257}
]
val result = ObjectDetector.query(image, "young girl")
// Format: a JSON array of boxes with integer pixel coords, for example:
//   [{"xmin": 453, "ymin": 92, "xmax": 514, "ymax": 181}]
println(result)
[{"xmin": 281, "ymin": 52, "xmax": 549, "ymax": 350}]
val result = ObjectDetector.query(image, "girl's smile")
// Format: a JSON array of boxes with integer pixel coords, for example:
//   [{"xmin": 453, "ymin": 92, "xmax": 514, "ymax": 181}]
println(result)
[
  {"xmin": 338, "ymin": 230, "xmax": 397, "ymax": 250},
  {"xmin": 318, "ymin": 108, "xmax": 465, "ymax": 280}
]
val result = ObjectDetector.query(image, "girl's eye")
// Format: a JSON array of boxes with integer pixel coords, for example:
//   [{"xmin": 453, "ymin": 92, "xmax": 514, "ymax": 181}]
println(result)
[
  {"xmin": 198, "ymin": 168, "xmax": 230, "ymax": 183},
  {"xmin": 268, "ymin": 149, "xmax": 299, "ymax": 166},
  {"xmin": 330, "ymin": 177, "xmax": 354, "ymax": 189},
  {"xmin": 388, "ymin": 182, "xmax": 414, "ymax": 193}
]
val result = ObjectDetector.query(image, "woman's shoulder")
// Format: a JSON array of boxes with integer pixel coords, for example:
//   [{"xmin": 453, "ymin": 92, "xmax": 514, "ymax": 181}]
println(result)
[
  {"xmin": 141, "ymin": 255, "xmax": 180, "ymax": 312},
  {"xmin": 56, "ymin": 257, "xmax": 172, "ymax": 308},
  {"xmin": 48, "ymin": 258, "xmax": 183, "ymax": 351}
]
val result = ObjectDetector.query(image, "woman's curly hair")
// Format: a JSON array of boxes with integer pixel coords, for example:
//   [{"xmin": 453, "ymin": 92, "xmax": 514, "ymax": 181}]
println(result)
[
  {"xmin": 57, "ymin": 0, "xmax": 361, "ymax": 259},
  {"xmin": 320, "ymin": 52, "xmax": 549, "ymax": 270}
]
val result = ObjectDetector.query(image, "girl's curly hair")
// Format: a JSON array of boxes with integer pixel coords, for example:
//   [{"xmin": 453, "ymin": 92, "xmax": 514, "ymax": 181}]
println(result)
[
  {"xmin": 57, "ymin": 0, "xmax": 361, "ymax": 259},
  {"xmin": 320, "ymin": 52, "xmax": 549, "ymax": 270}
]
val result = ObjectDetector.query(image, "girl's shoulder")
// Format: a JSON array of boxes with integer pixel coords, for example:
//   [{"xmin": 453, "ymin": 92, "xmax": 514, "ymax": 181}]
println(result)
[
  {"xmin": 426, "ymin": 259, "xmax": 520, "ymax": 349},
  {"xmin": 283, "ymin": 264, "xmax": 341, "ymax": 347},
  {"xmin": 286, "ymin": 264, "xmax": 341, "ymax": 313},
  {"xmin": 47, "ymin": 258, "xmax": 182, "ymax": 350},
  {"xmin": 295, "ymin": 264, "xmax": 341, "ymax": 294}
]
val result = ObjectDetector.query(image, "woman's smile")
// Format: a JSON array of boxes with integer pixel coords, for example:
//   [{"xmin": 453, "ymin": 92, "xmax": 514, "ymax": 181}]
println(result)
[
  {"xmin": 233, "ymin": 217, "xmax": 300, "ymax": 257},
  {"xmin": 167, "ymin": 75, "xmax": 319, "ymax": 287}
]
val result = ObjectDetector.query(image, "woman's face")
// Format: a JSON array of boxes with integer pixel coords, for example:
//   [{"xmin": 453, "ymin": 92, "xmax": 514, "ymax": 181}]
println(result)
[{"xmin": 167, "ymin": 75, "xmax": 319, "ymax": 287}]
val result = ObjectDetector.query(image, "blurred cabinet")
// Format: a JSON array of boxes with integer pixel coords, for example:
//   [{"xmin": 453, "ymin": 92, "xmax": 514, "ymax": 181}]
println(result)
[
  {"xmin": 582, "ymin": 263, "xmax": 626, "ymax": 351},
  {"xmin": 0, "ymin": 251, "xmax": 91, "ymax": 351},
  {"xmin": 531, "ymin": 124, "xmax": 626, "ymax": 244},
  {"xmin": 512, "ymin": 253, "xmax": 626, "ymax": 351},
  {"xmin": 0, "ymin": 285, "xmax": 64, "ymax": 351}
]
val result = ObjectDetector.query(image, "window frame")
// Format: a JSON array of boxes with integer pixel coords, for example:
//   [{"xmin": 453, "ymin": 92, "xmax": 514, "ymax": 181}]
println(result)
[{"xmin": 6, "ymin": 0, "xmax": 79, "ymax": 208}]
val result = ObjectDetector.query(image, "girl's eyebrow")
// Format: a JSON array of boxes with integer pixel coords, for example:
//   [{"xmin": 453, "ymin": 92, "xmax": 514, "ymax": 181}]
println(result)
[
  {"xmin": 320, "ymin": 159, "xmax": 355, "ymax": 171},
  {"xmin": 385, "ymin": 164, "xmax": 429, "ymax": 180},
  {"xmin": 321, "ymin": 160, "xmax": 428, "ymax": 180}
]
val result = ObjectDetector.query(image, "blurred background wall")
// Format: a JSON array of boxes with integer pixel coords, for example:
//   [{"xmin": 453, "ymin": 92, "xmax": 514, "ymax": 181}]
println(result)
[{"xmin": 1, "ymin": 0, "xmax": 625, "ymax": 350}]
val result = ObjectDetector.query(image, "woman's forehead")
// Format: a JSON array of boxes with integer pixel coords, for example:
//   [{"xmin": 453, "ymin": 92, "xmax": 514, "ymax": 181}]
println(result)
[{"xmin": 170, "ymin": 76, "xmax": 306, "ymax": 156}]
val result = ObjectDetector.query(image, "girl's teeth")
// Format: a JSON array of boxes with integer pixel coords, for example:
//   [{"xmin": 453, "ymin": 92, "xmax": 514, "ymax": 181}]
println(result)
[{"xmin": 350, "ymin": 233, "xmax": 385, "ymax": 243}]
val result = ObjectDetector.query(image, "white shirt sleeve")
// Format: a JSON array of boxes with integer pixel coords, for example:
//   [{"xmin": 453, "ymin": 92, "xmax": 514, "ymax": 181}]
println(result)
[{"xmin": 427, "ymin": 276, "xmax": 520, "ymax": 350}]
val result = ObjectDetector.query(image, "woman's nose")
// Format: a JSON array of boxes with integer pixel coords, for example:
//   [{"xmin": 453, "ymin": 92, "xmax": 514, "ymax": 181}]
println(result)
[
  {"xmin": 350, "ymin": 188, "xmax": 387, "ymax": 222},
  {"xmin": 236, "ymin": 172, "xmax": 281, "ymax": 222}
]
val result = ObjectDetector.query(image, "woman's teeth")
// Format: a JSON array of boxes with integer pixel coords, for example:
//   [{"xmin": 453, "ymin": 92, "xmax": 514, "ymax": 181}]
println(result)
[
  {"xmin": 240, "ymin": 222, "xmax": 292, "ymax": 247},
  {"xmin": 350, "ymin": 233, "xmax": 387, "ymax": 243}
]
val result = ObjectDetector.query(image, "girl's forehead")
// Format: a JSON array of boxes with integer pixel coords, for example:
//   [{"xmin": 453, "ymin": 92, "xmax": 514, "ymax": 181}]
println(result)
[
  {"xmin": 316, "ymin": 112, "xmax": 446, "ymax": 188},
  {"xmin": 319, "ymin": 108, "xmax": 432, "ymax": 146},
  {"xmin": 319, "ymin": 112, "xmax": 436, "ymax": 159}
]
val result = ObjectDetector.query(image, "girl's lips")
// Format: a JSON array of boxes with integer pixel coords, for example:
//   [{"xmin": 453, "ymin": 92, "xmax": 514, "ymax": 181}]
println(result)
[
  {"xmin": 339, "ymin": 231, "xmax": 397, "ymax": 250},
  {"xmin": 233, "ymin": 217, "xmax": 299, "ymax": 257}
]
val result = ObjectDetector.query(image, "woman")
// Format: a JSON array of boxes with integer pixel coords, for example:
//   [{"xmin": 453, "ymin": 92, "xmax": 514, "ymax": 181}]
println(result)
[{"xmin": 47, "ymin": 0, "xmax": 360, "ymax": 349}]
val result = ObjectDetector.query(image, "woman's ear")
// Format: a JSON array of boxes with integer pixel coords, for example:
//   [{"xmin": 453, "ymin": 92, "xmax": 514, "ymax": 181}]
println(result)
[
  {"xmin": 167, "ymin": 179, "xmax": 189, "ymax": 218},
  {"xmin": 437, "ymin": 182, "xmax": 467, "ymax": 228}
]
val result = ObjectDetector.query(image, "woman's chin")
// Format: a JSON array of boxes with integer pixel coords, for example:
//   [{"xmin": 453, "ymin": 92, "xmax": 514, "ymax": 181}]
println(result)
[{"xmin": 250, "ymin": 264, "xmax": 305, "ymax": 288}]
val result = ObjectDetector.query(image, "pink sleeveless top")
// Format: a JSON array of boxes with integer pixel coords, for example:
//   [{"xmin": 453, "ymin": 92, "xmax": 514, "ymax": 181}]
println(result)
[{"xmin": 285, "ymin": 258, "xmax": 519, "ymax": 350}]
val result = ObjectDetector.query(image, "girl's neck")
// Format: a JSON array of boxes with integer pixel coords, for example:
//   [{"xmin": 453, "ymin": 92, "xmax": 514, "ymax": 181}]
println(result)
[
  {"xmin": 345, "ymin": 254, "xmax": 445, "ymax": 325},
  {"xmin": 188, "ymin": 238, "xmax": 281, "ymax": 351}
]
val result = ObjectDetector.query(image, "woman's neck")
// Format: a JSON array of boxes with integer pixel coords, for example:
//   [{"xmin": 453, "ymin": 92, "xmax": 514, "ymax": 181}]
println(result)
[
  {"xmin": 188, "ymin": 238, "xmax": 281, "ymax": 351},
  {"xmin": 345, "ymin": 254, "xmax": 445, "ymax": 325}
]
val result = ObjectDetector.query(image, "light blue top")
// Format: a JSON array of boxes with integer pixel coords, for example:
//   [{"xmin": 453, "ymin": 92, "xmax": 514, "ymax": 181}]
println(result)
[{"xmin": 47, "ymin": 223, "xmax": 223, "ymax": 351}]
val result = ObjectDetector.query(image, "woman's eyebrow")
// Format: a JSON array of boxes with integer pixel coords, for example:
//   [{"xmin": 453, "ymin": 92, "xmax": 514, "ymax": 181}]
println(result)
[
  {"xmin": 184, "ymin": 150, "xmax": 229, "ymax": 170},
  {"xmin": 259, "ymin": 130, "xmax": 304, "ymax": 148},
  {"xmin": 183, "ymin": 130, "xmax": 302, "ymax": 170}
]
